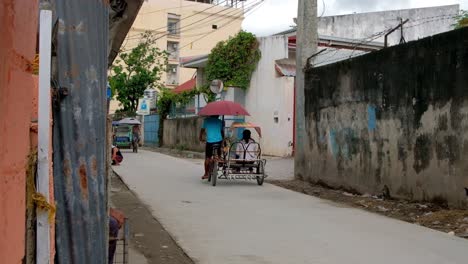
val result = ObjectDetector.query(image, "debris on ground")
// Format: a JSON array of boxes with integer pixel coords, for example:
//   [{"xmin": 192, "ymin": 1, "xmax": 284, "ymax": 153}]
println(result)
[{"xmin": 269, "ymin": 179, "xmax": 468, "ymax": 240}]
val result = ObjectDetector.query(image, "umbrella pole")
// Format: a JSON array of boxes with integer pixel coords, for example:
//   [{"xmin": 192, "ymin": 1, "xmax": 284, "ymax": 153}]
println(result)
[{"xmin": 222, "ymin": 115, "xmax": 225, "ymax": 139}]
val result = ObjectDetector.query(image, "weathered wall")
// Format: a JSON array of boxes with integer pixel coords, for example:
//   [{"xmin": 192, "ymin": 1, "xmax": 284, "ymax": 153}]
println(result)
[
  {"xmin": 318, "ymin": 5, "xmax": 459, "ymax": 46},
  {"xmin": 246, "ymin": 35, "xmax": 294, "ymax": 156},
  {"xmin": 163, "ymin": 117, "xmax": 204, "ymax": 152},
  {"xmin": 302, "ymin": 27, "xmax": 468, "ymax": 207},
  {"xmin": 0, "ymin": 0, "xmax": 39, "ymax": 262},
  {"xmin": 51, "ymin": 1, "xmax": 109, "ymax": 262}
]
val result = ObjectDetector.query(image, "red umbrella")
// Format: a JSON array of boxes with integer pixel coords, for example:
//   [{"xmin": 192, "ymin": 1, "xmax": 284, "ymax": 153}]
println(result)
[{"xmin": 198, "ymin": 100, "xmax": 250, "ymax": 116}]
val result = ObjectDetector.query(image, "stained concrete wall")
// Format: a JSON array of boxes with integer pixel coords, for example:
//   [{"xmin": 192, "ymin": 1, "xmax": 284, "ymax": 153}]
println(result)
[
  {"xmin": 0, "ymin": 0, "xmax": 39, "ymax": 262},
  {"xmin": 318, "ymin": 5, "xmax": 459, "ymax": 46},
  {"xmin": 163, "ymin": 117, "xmax": 204, "ymax": 152},
  {"xmin": 246, "ymin": 35, "xmax": 294, "ymax": 156},
  {"xmin": 302, "ymin": 27, "xmax": 468, "ymax": 207}
]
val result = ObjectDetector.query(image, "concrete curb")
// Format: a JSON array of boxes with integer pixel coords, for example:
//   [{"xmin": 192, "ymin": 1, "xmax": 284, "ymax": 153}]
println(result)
[{"xmin": 142, "ymin": 146, "xmax": 205, "ymax": 159}]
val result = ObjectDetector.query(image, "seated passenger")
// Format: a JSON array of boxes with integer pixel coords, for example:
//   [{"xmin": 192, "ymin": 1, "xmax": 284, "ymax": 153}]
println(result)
[
  {"xmin": 235, "ymin": 130, "xmax": 258, "ymax": 163},
  {"xmin": 112, "ymin": 145, "xmax": 123, "ymax": 165}
]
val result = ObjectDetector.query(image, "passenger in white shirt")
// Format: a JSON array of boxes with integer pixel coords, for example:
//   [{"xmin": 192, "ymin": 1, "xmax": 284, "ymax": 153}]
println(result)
[{"xmin": 236, "ymin": 130, "xmax": 258, "ymax": 162}]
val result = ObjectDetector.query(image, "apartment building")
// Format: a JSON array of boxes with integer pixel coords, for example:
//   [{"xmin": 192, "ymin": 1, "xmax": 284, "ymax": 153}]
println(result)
[{"xmin": 110, "ymin": 0, "xmax": 246, "ymax": 114}]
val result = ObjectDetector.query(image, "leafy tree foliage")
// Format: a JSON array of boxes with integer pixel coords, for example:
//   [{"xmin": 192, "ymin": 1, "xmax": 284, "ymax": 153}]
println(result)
[
  {"xmin": 454, "ymin": 10, "xmax": 468, "ymax": 29},
  {"xmin": 205, "ymin": 31, "xmax": 261, "ymax": 90},
  {"xmin": 109, "ymin": 32, "xmax": 168, "ymax": 114}
]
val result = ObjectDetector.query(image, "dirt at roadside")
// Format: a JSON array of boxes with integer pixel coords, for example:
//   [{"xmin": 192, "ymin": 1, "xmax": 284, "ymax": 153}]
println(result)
[
  {"xmin": 110, "ymin": 172, "xmax": 194, "ymax": 264},
  {"xmin": 269, "ymin": 179, "xmax": 468, "ymax": 239}
]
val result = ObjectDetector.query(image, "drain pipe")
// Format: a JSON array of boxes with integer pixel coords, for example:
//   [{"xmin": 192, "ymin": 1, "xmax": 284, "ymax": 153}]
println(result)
[{"xmin": 37, "ymin": 9, "xmax": 52, "ymax": 264}]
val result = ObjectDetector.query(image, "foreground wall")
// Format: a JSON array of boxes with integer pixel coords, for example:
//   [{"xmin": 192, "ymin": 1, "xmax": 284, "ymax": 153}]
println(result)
[
  {"xmin": 163, "ymin": 117, "xmax": 204, "ymax": 152},
  {"xmin": 302, "ymin": 27, "xmax": 468, "ymax": 207},
  {"xmin": 0, "ymin": 1, "xmax": 38, "ymax": 262},
  {"xmin": 52, "ymin": 1, "xmax": 109, "ymax": 262}
]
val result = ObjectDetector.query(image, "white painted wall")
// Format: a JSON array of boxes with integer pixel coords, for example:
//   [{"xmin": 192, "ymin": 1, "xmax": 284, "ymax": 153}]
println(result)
[
  {"xmin": 318, "ymin": 5, "xmax": 459, "ymax": 46},
  {"xmin": 245, "ymin": 35, "xmax": 294, "ymax": 157}
]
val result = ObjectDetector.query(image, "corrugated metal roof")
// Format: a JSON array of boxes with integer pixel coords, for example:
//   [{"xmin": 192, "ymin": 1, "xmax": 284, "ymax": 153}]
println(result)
[
  {"xmin": 275, "ymin": 59, "xmax": 296, "ymax": 77},
  {"xmin": 172, "ymin": 78, "xmax": 196, "ymax": 94},
  {"xmin": 180, "ymin": 54, "xmax": 209, "ymax": 68},
  {"xmin": 313, "ymin": 47, "xmax": 368, "ymax": 67}
]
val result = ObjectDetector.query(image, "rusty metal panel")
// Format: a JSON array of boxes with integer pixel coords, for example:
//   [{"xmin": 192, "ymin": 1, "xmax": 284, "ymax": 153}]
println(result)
[{"xmin": 51, "ymin": 0, "xmax": 109, "ymax": 263}]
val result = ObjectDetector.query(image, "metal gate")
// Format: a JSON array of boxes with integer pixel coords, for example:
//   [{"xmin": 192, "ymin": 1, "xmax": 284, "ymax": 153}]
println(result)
[{"xmin": 144, "ymin": 114, "xmax": 159, "ymax": 146}]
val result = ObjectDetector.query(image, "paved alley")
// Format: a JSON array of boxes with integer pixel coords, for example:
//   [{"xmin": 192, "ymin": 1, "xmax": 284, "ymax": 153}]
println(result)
[{"xmin": 113, "ymin": 150, "xmax": 468, "ymax": 264}]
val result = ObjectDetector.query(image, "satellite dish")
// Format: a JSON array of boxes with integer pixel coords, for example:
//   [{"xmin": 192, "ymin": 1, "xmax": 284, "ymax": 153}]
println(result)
[{"xmin": 210, "ymin": 79, "xmax": 224, "ymax": 94}]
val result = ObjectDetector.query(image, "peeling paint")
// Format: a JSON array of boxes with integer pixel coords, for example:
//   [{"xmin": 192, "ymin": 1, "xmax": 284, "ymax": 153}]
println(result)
[
  {"xmin": 78, "ymin": 161, "xmax": 88, "ymax": 199},
  {"xmin": 52, "ymin": 1, "xmax": 109, "ymax": 262},
  {"xmin": 367, "ymin": 105, "xmax": 377, "ymax": 131},
  {"xmin": 329, "ymin": 130, "xmax": 338, "ymax": 158},
  {"xmin": 303, "ymin": 27, "xmax": 468, "ymax": 207}
]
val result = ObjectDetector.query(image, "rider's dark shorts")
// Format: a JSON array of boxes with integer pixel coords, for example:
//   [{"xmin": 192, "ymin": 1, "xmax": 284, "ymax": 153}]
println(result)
[{"xmin": 205, "ymin": 141, "xmax": 222, "ymax": 158}]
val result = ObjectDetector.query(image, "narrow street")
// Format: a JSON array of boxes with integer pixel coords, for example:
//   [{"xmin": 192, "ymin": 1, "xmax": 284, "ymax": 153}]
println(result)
[{"xmin": 113, "ymin": 150, "xmax": 468, "ymax": 264}]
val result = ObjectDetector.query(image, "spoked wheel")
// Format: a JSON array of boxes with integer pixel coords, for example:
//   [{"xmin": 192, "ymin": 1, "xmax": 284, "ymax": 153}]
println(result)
[
  {"xmin": 256, "ymin": 162, "xmax": 265, "ymax": 186},
  {"xmin": 211, "ymin": 160, "xmax": 218, "ymax": 186}
]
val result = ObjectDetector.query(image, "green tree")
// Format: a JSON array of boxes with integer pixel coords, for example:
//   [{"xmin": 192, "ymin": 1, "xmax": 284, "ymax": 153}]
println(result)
[
  {"xmin": 205, "ymin": 31, "xmax": 261, "ymax": 90},
  {"xmin": 109, "ymin": 32, "xmax": 168, "ymax": 114},
  {"xmin": 454, "ymin": 10, "xmax": 468, "ymax": 29}
]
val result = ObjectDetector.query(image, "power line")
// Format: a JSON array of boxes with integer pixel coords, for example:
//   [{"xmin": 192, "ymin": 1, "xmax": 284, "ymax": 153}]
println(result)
[
  {"xmin": 127, "ymin": 0, "xmax": 260, "ymax": 43},
  {"xmin": 131, "ymin": 0, "xmax": 230, "ymax": 38},
  {"xmin": 405, "ymin": 14, "xmax": 458, "ymax": 29},
  {"xmin": 138, "ymin": 3, "xmax": 200, "ymax": 15},
  {"xmin": 174, "ymin": 1, "xmax": 256, "ymax": 34},
  {"xmin": 319, "ymin": 0, "xmax": 326, "ymax": 18},
  {"xmin": 154, "ymin": 0, "xmax": 254, "ymax": 42},
  {"xmin": 138, "ymin": 0, "xmax": 243, "ymax": 16},
  {"xmin": 313, "ymin": 27, "xmax": 394, "ymax": 66},
  {"xmin": 126, "ymin": 1, "xmax": 232, "ymax": 38},
  {"xmin": 126, "ymin": 0, "xmax": 254, "ymax": 41},
  {"xmin": 178, "ymin": 0, "xmax": 265, "ymax": 51},
  {"xmin": 119, "ymin": 3, "xmax": 252, "ymax": 53}
]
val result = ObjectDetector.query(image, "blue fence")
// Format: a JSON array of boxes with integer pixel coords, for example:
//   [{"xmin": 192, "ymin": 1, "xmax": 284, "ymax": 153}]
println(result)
[{"xmin": 144, "ymin": 114, "xmax": 160, "ymax": 146}]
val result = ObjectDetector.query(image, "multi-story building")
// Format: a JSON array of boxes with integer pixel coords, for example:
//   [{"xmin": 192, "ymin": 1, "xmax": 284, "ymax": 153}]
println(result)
[{"xmin": 110, "ymin": 0, "xmax": 247, "ymax": 113}]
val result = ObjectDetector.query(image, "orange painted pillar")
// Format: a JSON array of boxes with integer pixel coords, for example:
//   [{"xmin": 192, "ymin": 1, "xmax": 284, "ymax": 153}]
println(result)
[{"xmin": 0, "ymin": 0, "xmax": 39, "ymax": 263}]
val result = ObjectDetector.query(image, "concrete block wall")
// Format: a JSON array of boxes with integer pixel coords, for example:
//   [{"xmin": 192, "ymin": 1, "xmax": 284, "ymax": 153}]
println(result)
[
  {"xmin": 301, "ymin": 27, "xmax": 468, "ymax": 207},
  {"xmin": 163, "ymin": 117, "xmax": 204, "ymax": 152}
]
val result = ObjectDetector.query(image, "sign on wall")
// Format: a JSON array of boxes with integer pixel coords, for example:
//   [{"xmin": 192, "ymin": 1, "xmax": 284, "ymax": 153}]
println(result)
[{"xmin": 137, "ymin": 98, "xmax": 150, "ymax": 115}]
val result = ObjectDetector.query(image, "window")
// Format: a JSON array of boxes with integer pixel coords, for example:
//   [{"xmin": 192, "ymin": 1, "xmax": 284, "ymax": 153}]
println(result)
[
  {"xmin": 167, "ymin": 41, "xmax": 179, "ymax": 60},
  {"xmin": 166, "ymin": 64, "xmax": 179, "ymax": 85},
  {"xmin": 167, "ymin": 14, "xmax": 180, "ymax": 36}
]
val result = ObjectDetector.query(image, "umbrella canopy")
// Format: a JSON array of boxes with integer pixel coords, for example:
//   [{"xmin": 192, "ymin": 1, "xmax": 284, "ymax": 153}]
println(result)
[
  {"xmin": 118, "ymin": 117, "xmax": 141, "ymax": 125},
  {"xmin": 231, "ymin": 122, "xmax": 262, "ymax": 137},
  {"xmin": 198, "ymin": 100, "xmax": 250, "ymax": 116}
]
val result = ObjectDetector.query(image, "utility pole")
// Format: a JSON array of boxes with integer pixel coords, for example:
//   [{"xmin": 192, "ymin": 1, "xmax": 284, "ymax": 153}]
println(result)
[{"xmin": 295, "ymin": 0, "xmax": 317, "ymax": 179}]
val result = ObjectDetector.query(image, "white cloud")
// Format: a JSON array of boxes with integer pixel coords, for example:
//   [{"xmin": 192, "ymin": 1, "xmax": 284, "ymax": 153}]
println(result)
[
  {"xmin": 242, "ymin": 0, "xmax": 299, "ymax": 36},
  {"xmin": 242, "ymin": 0, "xmax": 467, "ymax": 36}
]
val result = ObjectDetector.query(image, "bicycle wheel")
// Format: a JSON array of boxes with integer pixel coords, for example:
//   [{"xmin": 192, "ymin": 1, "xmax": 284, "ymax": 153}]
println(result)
[
  {"xmin": 211, "ymin": 160, "xmax": 218, "ymax": 186},
  {"xmin": 256, "ymin": 162, "xmax": 265, "ymax": 186}
]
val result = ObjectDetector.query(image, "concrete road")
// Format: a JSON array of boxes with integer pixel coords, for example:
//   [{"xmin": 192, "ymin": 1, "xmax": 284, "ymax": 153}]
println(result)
[{"xmin": 113, "ymin": 150, "xmax": 468, "ymax": 264}]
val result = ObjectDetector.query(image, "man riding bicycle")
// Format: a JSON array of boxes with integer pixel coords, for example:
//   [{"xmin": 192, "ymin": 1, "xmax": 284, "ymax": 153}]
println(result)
[
  {"xmin": 132, "ymin": 125, "xmax": 141, "ymax": 144},
  {"xmin": 199, "ymin": 115, "xmax": 224, "ymax": 180}
]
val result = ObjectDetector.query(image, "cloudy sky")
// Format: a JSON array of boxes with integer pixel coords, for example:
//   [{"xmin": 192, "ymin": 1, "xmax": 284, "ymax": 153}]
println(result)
[{"xmin": 242, "ymin": 0, "xmax": 468, "ymax": 36}]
